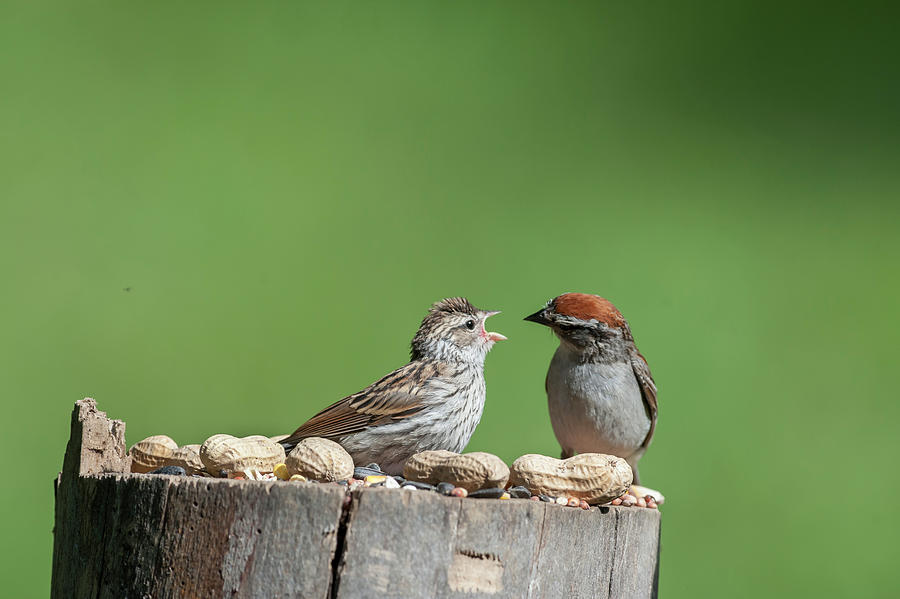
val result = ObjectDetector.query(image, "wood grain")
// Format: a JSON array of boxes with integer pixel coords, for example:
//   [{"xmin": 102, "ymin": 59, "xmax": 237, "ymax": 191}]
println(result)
[{"xmin": 52, "ymin": 399, "xmax": 660, "ymax": 598}]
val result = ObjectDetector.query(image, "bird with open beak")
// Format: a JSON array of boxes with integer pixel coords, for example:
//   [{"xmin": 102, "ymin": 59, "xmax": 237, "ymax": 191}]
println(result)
[{"xmin": 279, "ymin": 297, "xmax": 505, "ymax": 475}]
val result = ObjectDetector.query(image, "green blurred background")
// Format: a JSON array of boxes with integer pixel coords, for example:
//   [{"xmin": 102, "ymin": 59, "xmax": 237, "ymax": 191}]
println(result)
[{"xmin": 2, "ymin": 1, "xmax": 898, "ymax": 596}]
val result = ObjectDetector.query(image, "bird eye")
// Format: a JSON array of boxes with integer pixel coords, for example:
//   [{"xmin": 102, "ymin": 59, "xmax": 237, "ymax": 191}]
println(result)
[{"xmin": 465, "ymin": 319, "xmax": 476, "ymax": 330}]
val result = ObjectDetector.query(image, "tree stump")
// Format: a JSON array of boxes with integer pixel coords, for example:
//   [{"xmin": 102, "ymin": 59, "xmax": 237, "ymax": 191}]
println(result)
[{"xmin": 52, "ymin": 399, "xmax": 660, "ymax": 598}]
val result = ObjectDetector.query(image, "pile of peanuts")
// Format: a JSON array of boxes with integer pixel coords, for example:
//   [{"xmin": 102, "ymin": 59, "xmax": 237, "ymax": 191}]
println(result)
[{"xmin": 128, "ymin": 435, "xmax": 662, "ymax": 508}]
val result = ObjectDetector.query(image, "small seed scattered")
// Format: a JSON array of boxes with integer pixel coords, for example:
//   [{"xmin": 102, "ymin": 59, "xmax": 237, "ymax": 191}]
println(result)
[
  {"xmin": 436, "ymin": 482, "xmax": 455, "ymax": 495},
  {"xmin": 400, "ymin": 480, "xmax": 435, "ymax": 491},
  {"xmin": 353, "ymin": 467, "xmax": 385, "ymax": 479},
  {"xmin": 538, "ymin": 494, "xmax": 552, "ymax": 503},
  {"xmin": 383, "ymin": 476, "xmax": 401, "ymax": 489},
  {"xmin": 555, "ymin": 497, "xmax": 568, "ymax": 506},
  {"xmin": 364, "ymin": 475, "xmax": 387, "ymax": 486},
  {"xmin": 636, "ymin": 496, "xmax": 647, "ymax": 508},
  {"xmin": 631, "ymin": 484, "xmax": 665, "ymax": 505},
  {"xmin": 468, "ymin": 487, "xmax": 506, "ymax": 499},
  {"xmin": 621, "ymin": 495, "xmax": 637, "ymax": 507},
  {"xmin": 273, "ymin": 463, "xmax": 289, "ymax": 480},
  {"xmin": 508, "ymin": 485, "xmax": 531, "ymax": 499},
  {"xmin": 530, "ymin": 496, "xmax": 540, "ymax": 501},
  {"xmin": 567, "ymin": 497, "xmax": 580, "ymax": 507},
  {"xmin": 289, "ymin": 474, "xmax": 307, "ymax": 482},
  {"xmin": 451, "ymin": 487, "xmax": 468, "ymax": 498},
  {"xmin": 148, "ymin": 465, "xmax": 186, "ymax": 476},
  {"xmin": 580, "ymin": 500, "xmax": 590, "ymax": 510},
  {"xmin": 647, "ymin": 500, "xmax": 658, "ymax": 509},
  {"xmin": 364, "ymin": 463, "xmax": 382, "ymax": 471},
  {"xmin": 499, "ymin": 492, "xmax": 511, "ymax": 500},
  {"xmin": 611, "ymin": 497, "xmax": 623, "ymax": 506},
  {"xmin": 401, "ymin": 484, "xmax": 418, "ymax": 491}
]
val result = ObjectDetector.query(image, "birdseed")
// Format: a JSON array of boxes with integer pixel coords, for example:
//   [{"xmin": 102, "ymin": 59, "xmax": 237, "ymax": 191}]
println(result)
[
  {"xmin": 148, "ymin": 466, "xmax": 186, "ymax": 476},
  {"xmin": 507, "ymin": 486, "xmax": 531, "ymax": 499},
  {"xmin": 468, "ymin": 487, "xmax": 506, "ymax": 499}
]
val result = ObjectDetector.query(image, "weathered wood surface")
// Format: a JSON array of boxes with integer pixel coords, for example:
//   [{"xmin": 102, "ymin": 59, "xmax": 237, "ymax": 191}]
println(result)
[
  {"xmin": 336, "ymin": 487, "xmax": 659, "ymax": 598},
  {"xmin": 52, "ymin": 399, "xmax": 660, "ymax": 599},
  {"xmin": 52, "ymin": 400, "xmax": 345, "ymax": 598}
]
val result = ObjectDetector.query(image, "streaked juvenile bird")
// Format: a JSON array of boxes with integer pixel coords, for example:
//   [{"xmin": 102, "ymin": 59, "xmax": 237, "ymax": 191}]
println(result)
[
  {"xmin": 524, "ymin": 293, "xmax": 657, "ymax": 485},
  {"xmin": 279, "ymin": 297, "xmax": 506, "ymax": 475}
]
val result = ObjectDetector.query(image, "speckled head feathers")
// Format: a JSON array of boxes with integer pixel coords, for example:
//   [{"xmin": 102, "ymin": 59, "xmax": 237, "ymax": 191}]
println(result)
[
  {"xmin": 411, "ymin": 297, "xmax": 502, "ymax": 362},
  {"xmin": 428, "ymin": 297, "xmax": 479, "ymax": 317}
]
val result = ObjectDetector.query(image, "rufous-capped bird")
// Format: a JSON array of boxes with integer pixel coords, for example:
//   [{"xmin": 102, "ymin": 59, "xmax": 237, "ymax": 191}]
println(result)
[{"xmin": 524, "ymin": 293, "xmax": 658, "ymax": 495}]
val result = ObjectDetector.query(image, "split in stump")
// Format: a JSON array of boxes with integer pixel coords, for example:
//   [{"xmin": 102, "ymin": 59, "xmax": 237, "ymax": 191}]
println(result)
[{"xmin": 52, "ymin": 399, "xmax": 660, "ymax": 598}]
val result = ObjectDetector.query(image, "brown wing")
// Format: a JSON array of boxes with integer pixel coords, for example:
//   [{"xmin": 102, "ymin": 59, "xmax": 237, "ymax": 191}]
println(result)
[
  {"xmin": 630, "ymin": 348, "xmax": 658, "ymax": 449},
  {"xmin": 624, "ymin": 324, "xmax": 658, "ymax": 450},
  {"xmin": 279, "ymin": 361, "xmax": 440, "ymax": 448}
]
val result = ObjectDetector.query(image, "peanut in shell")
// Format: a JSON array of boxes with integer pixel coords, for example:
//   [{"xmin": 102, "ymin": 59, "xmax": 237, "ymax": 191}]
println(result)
[
  {"xmin": 170, "ymin": 444, "xmax": 204, "ymax": 475},
  {"xmin": 199, "ymin": 434, "xmax": 286, "ymax": 476},
  {"xmin": 285, "ymin": 437, "xmax": 354, "ymax": 482},
  {"xmin": 129, "ymin": 435, "xmax": 178, "ymax": 474},
  {"xmin": 403, "ymin": 450, "xmax": 509, "ymax": 492},
  {"xmin": 509, "ymin": 453, "xmax": 632, "ymax": 505}
]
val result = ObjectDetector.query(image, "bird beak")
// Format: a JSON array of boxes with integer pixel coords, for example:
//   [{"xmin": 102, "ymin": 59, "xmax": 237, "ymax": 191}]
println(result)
[
  {"xmin": 523, "ymin": 309, "xmax": 551, "ymax": 326},
  {"xmin": 483, "ymin": 311, "xmax": 507, "ymax": 341}
]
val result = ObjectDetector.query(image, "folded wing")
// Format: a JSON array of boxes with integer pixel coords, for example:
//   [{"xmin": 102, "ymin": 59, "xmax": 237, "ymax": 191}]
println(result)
[{"xmin": 279, "ymin": 361, "xmax": 440, "ymax": 450}]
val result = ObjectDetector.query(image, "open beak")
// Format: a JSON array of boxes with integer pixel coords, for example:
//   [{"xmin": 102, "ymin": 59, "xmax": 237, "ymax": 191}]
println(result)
[
  {"xmin": 483, "ymin": 311, "xmax": 507, "ymax": 342},
  {"xmin": 523, "ymin": 309, "xmax": 551, "ymax": 326}
]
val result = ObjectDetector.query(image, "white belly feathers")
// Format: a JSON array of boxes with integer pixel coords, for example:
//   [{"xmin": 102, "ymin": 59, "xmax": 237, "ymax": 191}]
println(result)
[{"xmin": 546, "ymin": 348, "xmax": 650, "ymax": 460}]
